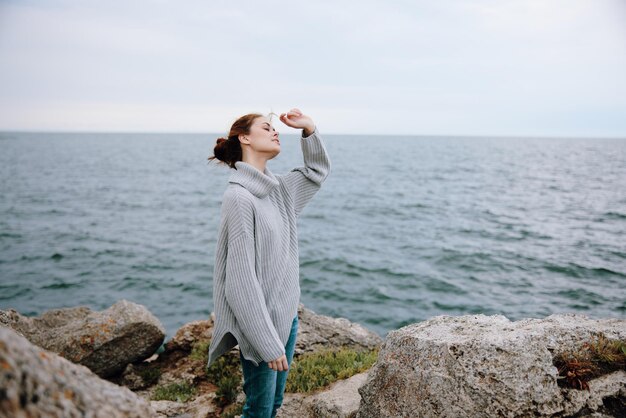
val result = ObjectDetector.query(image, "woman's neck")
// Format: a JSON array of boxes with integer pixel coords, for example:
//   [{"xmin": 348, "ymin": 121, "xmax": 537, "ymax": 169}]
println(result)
[{"xmin": 242, "ymin": 155, "xmax": 268, "ymax": 173}]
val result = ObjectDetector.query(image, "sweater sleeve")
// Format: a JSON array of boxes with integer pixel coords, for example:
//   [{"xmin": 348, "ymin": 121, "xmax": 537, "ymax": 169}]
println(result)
[
  {"xmin": 277, "ymin": 126, "xmax": 331, "ymax": 217},
  {"xmin": 223, "ymin": 198, "xmax": 286, "ymax": 362}
]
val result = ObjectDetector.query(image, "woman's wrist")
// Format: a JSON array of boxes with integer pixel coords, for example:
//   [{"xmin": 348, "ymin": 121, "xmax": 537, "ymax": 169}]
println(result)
[{"xmin": 303, "ymin": 125, "xmax": 316, "ymax": 137}]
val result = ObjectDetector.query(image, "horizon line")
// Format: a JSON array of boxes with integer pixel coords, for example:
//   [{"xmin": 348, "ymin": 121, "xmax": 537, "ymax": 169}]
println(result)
[{"xmin": 1, "ymin": 129, "xmax": 625, "ymax": 140}]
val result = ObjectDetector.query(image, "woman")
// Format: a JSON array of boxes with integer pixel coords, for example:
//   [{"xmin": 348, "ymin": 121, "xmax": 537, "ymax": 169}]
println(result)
[{"xmin": 206, "ymin": 108, "xmax": 331, "ymax": 417}]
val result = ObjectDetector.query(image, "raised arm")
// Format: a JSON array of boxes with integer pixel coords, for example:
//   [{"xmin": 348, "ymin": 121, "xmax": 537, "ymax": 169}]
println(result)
[
  {"xmin": 223, "ymin": 193, "xmax": 286, "ymax": 362},
  {"xmin": 276, "ymin": 125, "xmax": 331, "ymax": 217}
]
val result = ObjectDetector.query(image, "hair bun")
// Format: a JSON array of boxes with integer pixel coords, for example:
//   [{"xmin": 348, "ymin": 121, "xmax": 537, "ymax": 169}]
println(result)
[{"xmin": 208, "ymin": 113, "xmax": 259, "ymax": 169}]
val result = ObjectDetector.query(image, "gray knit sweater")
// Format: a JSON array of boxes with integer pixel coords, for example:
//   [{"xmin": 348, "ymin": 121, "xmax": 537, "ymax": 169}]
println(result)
[{"xmin": 207, "ymin": 126, "xmax": 331, "ymax": 368}]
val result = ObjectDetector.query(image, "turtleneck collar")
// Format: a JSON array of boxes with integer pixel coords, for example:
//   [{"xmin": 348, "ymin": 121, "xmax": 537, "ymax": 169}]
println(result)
[{"xmin": 229, "ymin": 161, "xmax": 280, "ymax": 198}]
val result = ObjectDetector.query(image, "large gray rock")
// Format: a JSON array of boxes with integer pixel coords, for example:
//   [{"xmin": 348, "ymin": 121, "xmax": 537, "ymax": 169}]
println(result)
[
  {"xmin": 0, "ymin": 326, "xmax": 156, "ymax": 418},
  {"xmin": 0, "ymin": 299, "xmax": 165, "ymax": 378},
  {"xmin": 277, "ymin": 371, "xmax": 369, "ymax": 418},
  {"xmin": 163, "ymin": 318, "xmax": 213, "ymax": 353},
  {"xmin": 295, "ymin": 303, "xmax": 383, "ymax": 356},
  {"xmin": 150, "ymin": 393, "xmax": 217, "ymax": 418},
  {"xmin": 357, "ymin": 313, "xmax": 626, "ymax": 418}
]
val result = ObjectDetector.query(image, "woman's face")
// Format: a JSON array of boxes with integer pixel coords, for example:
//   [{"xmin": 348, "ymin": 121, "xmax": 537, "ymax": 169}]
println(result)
[{"xmin": 243, "ymin": 116, "xmax": 281, "ymax": 158}]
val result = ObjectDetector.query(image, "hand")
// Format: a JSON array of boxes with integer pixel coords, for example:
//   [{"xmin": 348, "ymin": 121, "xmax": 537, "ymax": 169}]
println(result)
[
  {"xmin": 279, "ymin": 108, "xmax": 315, "ymax": 135},
  {"xmin": 268, "ymin": 354, "xmax": 289, "ymax": 371}
]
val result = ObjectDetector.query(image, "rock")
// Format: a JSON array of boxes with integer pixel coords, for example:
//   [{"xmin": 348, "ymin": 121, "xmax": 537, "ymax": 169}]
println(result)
[
  {"xmin": 120, "ymin": 362, "xmax": 161, "ymax": 391},
  {"xmin": 295, "ymin": 303, "xmax": 383, "ymax": 356},
  {"xmin": 150, "ymin": 393, "xmax": 216, "ymax": 418},
  {"xmin": 163, "ymin": 319, "xmax": 213, "ymax": 353},
  {"xmin": 0, "ymin": 299, "xmax": 166, "ymax": 378},
  {"xmin": 356, "ymin": 313, "xmax": 626, "ymax": 418},
  {"xmin": 0, "ymin": 326, "xmax": 156, "ymax": 418},
  {"xmin": 275, "ymin": 392, "xmax": 307, "ymax": 417},
  {"xmin": 121, "ymin": 363, "xmax": 145, "ymax": 391},
  {"xmin": 308, "ymin": 371, "xmax": 369, "ymax": 417},
  {"xmin": 277, "ymin": 371, "xmax": 369, "ymax": 418},
  {"xmin": 150, "ymin": 400, "xmax": 189, "ymax": 418}
]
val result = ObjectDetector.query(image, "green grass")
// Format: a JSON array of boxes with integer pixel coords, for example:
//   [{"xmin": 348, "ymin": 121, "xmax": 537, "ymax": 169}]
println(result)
[
  {"xmin": 585, "ymin": 333, "xmax": 626, "ymax": 363},
  {"xmin": 220, "ymin": 400, "xmax": 244, "ymax": 418},
  {"xmin": 151, "ymin": 381, "xmax": 197, "ymax": 403},
  {"xmin": 136, "ymin": 366, "xmax": 162, "ymax": 386},
  {"xmin": 553, "ymin": 333, "xmax": 626, "ymax": 391},
  {"xmin": 207, "ymin": 352, "xmax": 243, "ymax": 407},
  {"xmin": 285, "ymin": 347, "xmax": 379, "ymax": 394},
  {"xmin": 203, "ymin": 345, "xmax": 379, "ymax": 410},
  {"xmin": 190, "ymin": 339, "xmax": 211, "ymax": 362}
]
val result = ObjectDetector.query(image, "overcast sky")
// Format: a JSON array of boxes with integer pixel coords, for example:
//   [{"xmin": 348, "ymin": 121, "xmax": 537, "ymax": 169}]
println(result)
[{"xmin": 0, "ymin": 0, "xmax": 624, "ymax": 136}]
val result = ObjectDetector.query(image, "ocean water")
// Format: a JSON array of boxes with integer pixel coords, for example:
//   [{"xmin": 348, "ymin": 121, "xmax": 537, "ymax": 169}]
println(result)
[{"xmin": 1, "ymin": 131, "xmax": 625, "ymax": 341}]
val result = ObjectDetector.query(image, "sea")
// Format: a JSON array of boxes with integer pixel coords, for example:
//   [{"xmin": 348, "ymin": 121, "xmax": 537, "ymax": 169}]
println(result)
[{"xmin": 1, "ymin": 131, "xmax": 625, "ymax": 341}]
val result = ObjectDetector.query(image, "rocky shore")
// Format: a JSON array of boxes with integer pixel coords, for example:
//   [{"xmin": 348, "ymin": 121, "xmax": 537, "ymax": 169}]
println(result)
[{"xmin": 1, "ymin": 300, "xmax": 624, "ymax": 417}]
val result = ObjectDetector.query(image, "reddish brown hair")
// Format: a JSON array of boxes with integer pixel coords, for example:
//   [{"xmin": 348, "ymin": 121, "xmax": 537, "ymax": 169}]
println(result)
[{"xmin": 208, "ymin": 113, "xmax": 263, "ymax": 169}]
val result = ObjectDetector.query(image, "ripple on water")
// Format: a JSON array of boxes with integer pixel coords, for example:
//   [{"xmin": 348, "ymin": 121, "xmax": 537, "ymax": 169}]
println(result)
[
  {"xmin": 432, "ymin": 249, "xmax": 512, "ymax": 274},
  {"xmin": 112, "ymin": 276, "xmax": 152, "ymax": 291},
  {"xmin": 555, "ymin": 288, "xmax": 604, "ymax": 306},
  {"xmin": 0, "ymin": 286, "xmax": 32, "ymax": 300},
  {"xmin": 459, "ymin": 226, "xmax": 552, "ymax": 242},
  {"xmin": 315, "ymin": 257, "xmax": 414, "ymax": 280},
  {"xmin": 600, "ymin": 211, "xmax": 626, "ymax": 221},
  {"xmin": 0, "ymin": 232, "xmax": 22, "ymax": 239},
  {"xmin": 423, "ymin": 277, "xmax": 467, "ymax": 294},
  {"xmin": 543, "ymin": 262, "xmax": 626, "ymax": 279},
  {"xmin": 40, "ymin": 281, "xmax": 85, "ymax": 290},
  {"xmin": 432, "ymin": 301, "xmax": 489, "ymax": 314}
]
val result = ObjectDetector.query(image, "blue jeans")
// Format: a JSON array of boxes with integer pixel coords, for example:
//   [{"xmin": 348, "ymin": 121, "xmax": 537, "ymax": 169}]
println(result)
[{"xmin": 239, "ymin": 315, "xmax": 298, "ymax": 418}]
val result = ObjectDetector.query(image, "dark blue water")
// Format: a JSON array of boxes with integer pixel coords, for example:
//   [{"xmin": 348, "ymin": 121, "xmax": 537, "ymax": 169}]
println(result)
[{"xmin": 1, "ymin": 131, "xmax": 625, "ymax": 340}]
